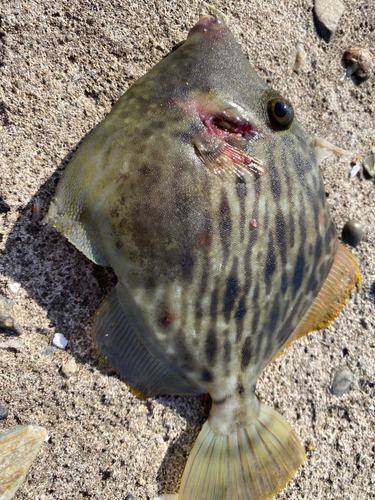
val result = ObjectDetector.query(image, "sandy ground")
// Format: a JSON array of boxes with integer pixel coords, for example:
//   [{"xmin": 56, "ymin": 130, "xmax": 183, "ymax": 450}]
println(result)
[{"xmin": 0, "ymin": 0, "xmax": 374, "ymax": 499}]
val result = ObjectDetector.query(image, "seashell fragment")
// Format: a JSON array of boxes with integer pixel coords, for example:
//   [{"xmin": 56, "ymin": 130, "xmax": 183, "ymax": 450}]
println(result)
[
  {"xmin": 338, "ymin": 47, "xmax": 373, "ymax": 85},
  {"xmin": 0, "ymin": 425, "xmax": 47, "ymax": 500},
  {"xmin": 293, "ymin": 41, "xmax": 307, "ymax": 74}
]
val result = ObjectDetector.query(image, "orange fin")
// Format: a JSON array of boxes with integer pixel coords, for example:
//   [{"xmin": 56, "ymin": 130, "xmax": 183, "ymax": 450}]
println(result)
[
  {"xmin": 273, "ymin": 244, "xmax": 360, "ymax": 361},
  {"xmin": 291, "ymin": 243, "xmax": 360, "ymax": 342},
  {"xmin": 195, "ymin": 142, "xmax": 265, "ymax": 183}
]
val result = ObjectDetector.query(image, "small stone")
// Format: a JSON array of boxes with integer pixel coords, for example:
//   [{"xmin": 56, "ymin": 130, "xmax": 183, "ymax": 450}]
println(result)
[
  {"xmin": 0, "ymin": 198, "xmax": 11, "ymax": 214},
  {"xmin": 349, "ymin": 163, "xmax": 361, "ymax": 178},
  {"xmin": 124, "ymin": 495, "xmax": 135, "ymax": 500},
  {"xmin": 331, "ymin": 366, "xmax": 354, "ymax": 397},
  {"xmin": 342, "ymin": 219, "xmax": 364, "ymax": 247},
  {"xmin": 8, "ymin": 283, "xmax": 21, "ymax": 294},
  {"xmin": 153, "ymin": 495, "xmax": 178, "ymax": 500},
  {"xmin": 61, "ymin": 357, "xmax": 78, "ymax": 377},
  {"xmin": 363, "ymin": 153, "xmax": 375, "ymax": 178},
  {"xmin": 0, "ymin": 295, "xmax": 15, "ymax": 326},
  {"xmin": 40, "ymin": 346, "xmax": 59, "ymax": 356},
  {"xmin": 52, "ymin": 333, "xmax": 68, "ymax": 349},
  {"xmin": 0, "ymin": 295, "xmax": 22, "ymax": 334},
  {"xmin": 0, "ymin": 425, "xmax": 47, "ymax": 500},
  {"xmin": 314, "ymin": 0, "xmax": 345, "ymax": 43},
  {"xmin": 0, "ymin": 404, "xmax": 9, "ymax": 420},
  {"xmin": 0, "ymin": 338, "xmax": 23, "ymax": 353},
  {"xmin": 293, "ymin": 41, "xmax": 307, "ymax": 74}
]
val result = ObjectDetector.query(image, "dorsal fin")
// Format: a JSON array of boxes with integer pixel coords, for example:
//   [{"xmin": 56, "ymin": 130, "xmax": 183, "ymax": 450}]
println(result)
[{"xmin": 290, "ymin": 244, "xmax": 360, "ymax": 343}]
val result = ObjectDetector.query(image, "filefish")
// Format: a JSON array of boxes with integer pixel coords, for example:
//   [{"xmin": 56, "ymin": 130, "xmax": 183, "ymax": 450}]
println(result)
[{"xmin": 44, "ymin": 3, "xmax": 361, "ymax": 499}]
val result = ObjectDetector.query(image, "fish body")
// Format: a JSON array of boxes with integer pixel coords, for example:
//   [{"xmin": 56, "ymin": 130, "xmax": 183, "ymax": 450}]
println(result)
[{"xmin": 45, "ymin": 5, "xmax": 360, "ymax": 500}]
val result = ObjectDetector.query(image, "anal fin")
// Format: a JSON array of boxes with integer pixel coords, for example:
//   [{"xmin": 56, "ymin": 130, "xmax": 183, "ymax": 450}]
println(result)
[{"xmin": 92, "ymin": 286, "xmax": 202, "ymax": 398}]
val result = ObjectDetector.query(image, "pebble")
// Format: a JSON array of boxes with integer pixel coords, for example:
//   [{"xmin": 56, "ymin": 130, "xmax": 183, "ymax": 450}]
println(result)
[
  {"xmin": 0, "ymin": 295, "xmax": 15, "ymax": 329},
  {"xmin": 52, "ymin": 333, "xmax": 68, "ymax": 349},
  {"xmin": 342, "ymin": 219, "xmax": 364, "ymax": 247},
  {"xmin": 293, "ymin": 41, "xmax": 307, "ymax": 74},
  {"xmin": 0, "ymin": 338, "xmax": 23, "ymax": 353},
  {"xmin": 0, "ymin": 294, "xmax": 22, "ymax": 334},
  {"xmin": 124, "ymin": 496, "xmax": 135, "ymax": 500},
  {"xmin": 61, "ymin": 357, "xmax": 78, "ymax": 377},
  {"xmin": 41, "ymin": 346, "xmax": 60, "ymax": 355},
  {"xmin": 363, "ymin": 153, "xmax": 375, "ymax": 178},
  {"xmin": 0, "ymin": 198, "xmax": 11, "ymax": 214},
  {"xmin": 0, "ymin": 404, "xmax": 9, "ymax": 420},
  {"xmin": 8, "ymin": 283, "xmax": 21, "ymax": 294},
  {"xmin": 314, "ymin": 0, "xmax": 345, "ymax": 42},
  {"xmin": 349, "ymin": 163, "xmax": 361, "ymax": 178},
  {"xmin": 153, "ymin": 495, "xmax": 178, "ymax": 500},
  {"xmin": 0, "ymin": 425, "xmax": 47, "ymax": 500},
  {"xmin": 330, "ymin": 366, "xmax": 354, "ymax": 397}
]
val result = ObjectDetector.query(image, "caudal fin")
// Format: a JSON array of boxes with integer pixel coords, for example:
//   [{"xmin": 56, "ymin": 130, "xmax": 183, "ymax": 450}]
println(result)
[{"xmin": 178, "ymin": 404, "xmax": 305, "ymax": 500}]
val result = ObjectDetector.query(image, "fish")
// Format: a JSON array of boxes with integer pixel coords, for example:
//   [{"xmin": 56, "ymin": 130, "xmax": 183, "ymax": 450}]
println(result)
[{"xmin": 44, "ymin": 3, "xmax": 361, "ymax": 499}]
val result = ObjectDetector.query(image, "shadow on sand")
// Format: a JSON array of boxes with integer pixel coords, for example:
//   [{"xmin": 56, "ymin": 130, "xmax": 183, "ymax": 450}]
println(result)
[{"xmin": 1, "ymin": 133, "xmax": 210, "ymax": 496}]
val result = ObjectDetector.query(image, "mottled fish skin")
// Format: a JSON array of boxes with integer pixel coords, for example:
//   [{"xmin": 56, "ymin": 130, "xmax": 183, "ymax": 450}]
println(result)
[{"xmin": 47, "ymin": 14, "xmax": 336, "ymax": 421}]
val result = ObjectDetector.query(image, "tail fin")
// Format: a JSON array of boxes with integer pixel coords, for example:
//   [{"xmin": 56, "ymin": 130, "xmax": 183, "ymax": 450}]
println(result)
[{"xmin": 178, "ymin": 404, "xmax": 305, "ymax": 500}]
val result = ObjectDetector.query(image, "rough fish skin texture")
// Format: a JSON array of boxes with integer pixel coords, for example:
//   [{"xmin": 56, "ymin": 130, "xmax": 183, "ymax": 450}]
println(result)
[{"xmin": 44, "ymin": 4, "xmax": 360, "ymax": 500}]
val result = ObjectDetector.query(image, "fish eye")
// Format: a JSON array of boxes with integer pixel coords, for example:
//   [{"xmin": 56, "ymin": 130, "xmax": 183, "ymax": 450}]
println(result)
[{"xmin": 267, "ymin": 98, "xmax": 294, "ymax": 130}]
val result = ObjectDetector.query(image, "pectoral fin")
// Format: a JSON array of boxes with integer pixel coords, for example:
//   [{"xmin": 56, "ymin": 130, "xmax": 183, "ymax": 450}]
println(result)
[{"xmin": 195, "ymin": 141, "xmax": 265, "ymax": 183}]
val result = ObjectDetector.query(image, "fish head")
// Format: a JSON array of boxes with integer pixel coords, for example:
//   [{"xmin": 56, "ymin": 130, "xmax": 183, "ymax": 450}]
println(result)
[{"xmin": 102, "ymin": 14, "xmax": 330, "ymax": 284}]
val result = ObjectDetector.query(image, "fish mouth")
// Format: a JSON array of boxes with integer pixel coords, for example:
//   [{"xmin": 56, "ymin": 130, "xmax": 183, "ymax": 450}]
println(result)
[
  {"xmin": 187, "ymin": 13, "xmax": 228, "ymax": 40},
  {"xmin": 194, "ymin": 13, "xmax": 227, "ymax": 30}
]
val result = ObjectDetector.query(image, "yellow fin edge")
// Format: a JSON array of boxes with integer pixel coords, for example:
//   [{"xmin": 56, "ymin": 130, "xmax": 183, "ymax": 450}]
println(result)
[
  {"xmin": 273, "ymin": 243, "xmax": 360, "ymax": 362},
  {"xmin": 178, "ymin": 404, "xmax": 305, "ymax": 500}
]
